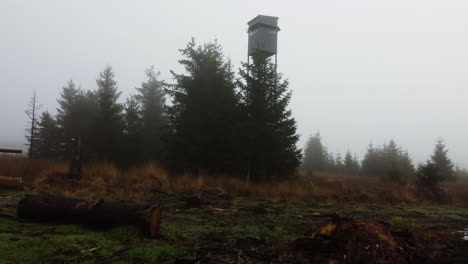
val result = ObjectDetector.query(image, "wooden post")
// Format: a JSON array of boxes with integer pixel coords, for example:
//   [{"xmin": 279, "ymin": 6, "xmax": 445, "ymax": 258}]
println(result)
[{"xmin": 69, "ymin": 137, "xmax": 82, "ymax": 180}]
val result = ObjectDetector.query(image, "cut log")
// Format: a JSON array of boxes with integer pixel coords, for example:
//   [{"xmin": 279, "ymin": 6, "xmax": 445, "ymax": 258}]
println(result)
[
  {"xmin": 0, "ymin": 149, "xmax": 23, "ymax": 154},
  {"xmin": 16, "ymin": 194, "xmax": 161, "ymax": 237},
  {"xmin": 0, "ymin": 176, "xmax": 24, "ymax": 190},
  {"xmin": 0, "ymin": 176, "xmax": 23, "ymax": 183}
]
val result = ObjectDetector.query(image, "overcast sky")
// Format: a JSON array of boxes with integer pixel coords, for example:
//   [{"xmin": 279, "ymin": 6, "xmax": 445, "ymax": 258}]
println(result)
[{"xmin": 1, "ymin": 0, "xmax": 467, "ymax": 167}]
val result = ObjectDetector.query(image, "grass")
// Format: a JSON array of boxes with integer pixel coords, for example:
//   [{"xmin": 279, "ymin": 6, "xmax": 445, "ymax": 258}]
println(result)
[
  {"xmin": 0, "ymin": 216, "xmax": 189, "ymax": 264},
  {"xmin": 2, "ymin": 190, "xmax": 468, "ymax": 263},
  {"xmin": 127, "ymin": 246, "xmax": 188, "ymax": 262},
  {"xmin": 388, "ymin": 216, "xmax": 424, "ymax": 231},
  {"xmin": 2, "ymin": 157, "xmax": 468, "ymax": 262},
  {"xmin": 2, "ymin": 156, "xmax": 468, "ymax": 206}
]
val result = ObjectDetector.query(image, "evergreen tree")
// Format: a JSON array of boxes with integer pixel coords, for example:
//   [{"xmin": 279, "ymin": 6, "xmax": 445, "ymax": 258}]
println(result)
[
  {"xmin": 361, "ymin": 143, "xmax": 380, "ymax": 177},
  {"xmin": 91, "ymin": 65, "xmax": 124, "ymax": 162},
  {"xmin": 361, "ymin": 140, "xmax": 414, "ymax": 181},
  {"xmin": 430, "ymin": 138, "xmax": 455, "ymax": 181},
  {"xmin": 455, "ymin": 166, "xmax": 468, "ymax": 180},
  {"xmin": 344, "ymin": 151, "xmax": 360, "ymax": 175},
  {"xmin": 166, "ymin": 39, "xmax": 241, "ymax": 173},
  {"xmin": 301, "ymin": 133, "xmax": 327, "ymax": 173},
  {"xmin": 123, "ymin": 95, "xmax": 143, "ymax": 164},
  {"xmin": 37, "ymin": 111, "xmax": 60, "ymax": 158},
  {"xmin": 334, "ymin": 153, "xmax": 344, "ymax": 173},
  {"xmin": 238, "ymin": 51, "xmax": 301, "ymax": 181},
  {"xmin": 416, "ymin": 161, "xmax": 442, "ymax": 187},
  {"xmin": 25, "ymin": 91, "xmax": 41, "ymax": 158},
  {"xmin": 135, "ymin": 66, "xmax": 167, "ymax": 161},
  {"xmin": 123, "ymin": 95, "xmax": 142, "ymax": 139},
  {"xmin": 56, "ymin": 80, "xmax": 98, "ymax": 160}
]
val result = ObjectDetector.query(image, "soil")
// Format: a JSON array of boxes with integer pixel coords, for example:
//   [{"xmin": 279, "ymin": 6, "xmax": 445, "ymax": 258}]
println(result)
[{"xmin": 2, "ymin": 192, "xmax": 468, "ymax": 264}]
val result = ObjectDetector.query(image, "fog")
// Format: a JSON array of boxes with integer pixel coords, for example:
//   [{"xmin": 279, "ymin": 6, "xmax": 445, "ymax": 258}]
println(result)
[{"xmin": 1, "ymin": 0, "xmax": 467, "ymax": 167}]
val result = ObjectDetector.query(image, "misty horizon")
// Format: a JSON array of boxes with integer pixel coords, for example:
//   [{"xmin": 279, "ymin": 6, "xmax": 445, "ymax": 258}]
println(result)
[{"xmin": 1, "ymin": 0, "xmax": 467, "ymax": 168}]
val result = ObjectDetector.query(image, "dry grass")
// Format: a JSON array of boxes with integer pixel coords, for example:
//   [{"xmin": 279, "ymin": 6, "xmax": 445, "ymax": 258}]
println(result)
[{"xmin": 1, "ymin": 156, "xmax": 467, "ymax": 206}]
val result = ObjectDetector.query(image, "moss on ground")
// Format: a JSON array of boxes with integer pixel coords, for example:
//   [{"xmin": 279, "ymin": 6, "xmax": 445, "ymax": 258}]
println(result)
[{"xmin": 2, "ymin": 191, "xmax": 468, "ymax": 263}]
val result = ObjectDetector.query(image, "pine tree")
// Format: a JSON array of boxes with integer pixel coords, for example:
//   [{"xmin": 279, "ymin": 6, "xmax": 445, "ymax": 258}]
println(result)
[
  {"xmin": 361, "ymin": 140, "xmax": 414, "ymax": 181},
  {"xmin": 56, "ymin": 80, "xmax": 98, "ymax": 159},
  {"xmin": 25, "ymin": 91, "xmax": 42, "ymax": 158},
  {"xmin": 135, "ymin": 66, "xmax": 167, "ymax": 161},
  {"xmin": 123, "ymin": 95, "xmax": 143, "ymax": 164},
  {"xmin": 91, "ymin": 65, "xmax": 124, "ymax": 162},
  {"xmin": 361, "ymin": 143, "xmax": 380, "ymax": 177},
  {"xmin": 301, "ymin": 133, "xmax": 327, "ymax": 173},
  {"xmin": 166, "ymin": 39, "xmax": 241, "ymax": 173},
  {"xmin": 430, "ymin": 138, "xmax": 455, "ymax": 181},
  {"xmin": 344, "ymin": 151, "xmax": 360, "ymax": 176},
  {"xmin": 37, "ymin": 111, "xmax": 60, "ymax": 158},
  {"xmin": 326, "ymin": 152, "xmax": 336, "ymax": 172},
  {"xmin": 334, "ymin": 153, "xmax": 344, "ymax": 173},
  {"xmin": 238, "ymin": 51, "xmax": 301, "ymax": 181},
  {"xmin": 123, "ymin": 95, "xmax": 142, "ymax": 139}
]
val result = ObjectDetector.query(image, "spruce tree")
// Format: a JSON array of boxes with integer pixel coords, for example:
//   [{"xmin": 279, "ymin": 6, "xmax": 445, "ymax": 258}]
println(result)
[
  {"xmin": 56, "ymin": 80, "xmax": 98, "ymax": 159},
  {"xmin": 430, "ymin": 138, "xmax": 455, "ymax": 180},
  {"xmin": 361, "ymin": 143, "xmax": 380, "ymax": 177},
  {"xmin": 166, "ymin": 39, "xmax": 241, "ymax": 173},
  {"xmin": 135, "ymin": 66, "xmax": 167, "ymax": 161},
  {"xmin": 301, "ymin": 133, "xmax": 327, "ymax": 173},
  {"xmin": 334, "ymin": 153, "xmax": 344, "ymax": 173},
  {"xmin": 344, "ymin": 151, "xmax": 360, "ymax": 176},
  {"xmin": 123, "ymin": 95, "xmax": 143, "ymax": 164},
  {"xmin": 25, "ymin": 91, "xmax": 41, "ymax": 159},
  {"xmin": 37, "ymin": 111, "xmax": 60, "ymax": 158},
  {"xmin": 238, "ymin": 52, "xmax": 301, "ymax": 181},
  {"xmin": 91, "ymin": 65, "xmax": 124, "ymax": 162},
  {"xmin": 361, "ymin": 140, "xmax": 414, "ymax": 181}
]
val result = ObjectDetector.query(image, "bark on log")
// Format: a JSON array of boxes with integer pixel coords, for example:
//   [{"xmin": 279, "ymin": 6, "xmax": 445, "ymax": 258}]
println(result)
[
  {"xmin": 16, "ymin": 195, "xmax": 161, "ymax": 237},
  {"xmin": 0, "ymin": 176, "xmax": 24, "ymax": 190},
  {"xmin": 0, "ymin": 149, "xmax": 23, "ymax": 154}
]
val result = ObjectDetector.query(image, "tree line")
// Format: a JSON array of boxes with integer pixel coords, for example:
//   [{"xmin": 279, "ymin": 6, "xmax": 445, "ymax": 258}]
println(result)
[
  {"xmin": 24, "ymin": 40, "xmax": 301, "ymax": 182},
  {"xmin": 302, "ymin": 133, "xmax": 467, "ymax": 185}
]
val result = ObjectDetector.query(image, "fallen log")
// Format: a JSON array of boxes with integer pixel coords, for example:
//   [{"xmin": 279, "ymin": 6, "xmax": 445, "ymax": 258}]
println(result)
[
  {"xmin": 0, "ymin": 148, "xmax": 23, "ymax": 154},
  {"xmin": 16, "ymin": 194, "xmax": 161, "ymax": 237},
  {"xmin": 0, "ymin": 176, "xmax": 24, "ymax": 190}
]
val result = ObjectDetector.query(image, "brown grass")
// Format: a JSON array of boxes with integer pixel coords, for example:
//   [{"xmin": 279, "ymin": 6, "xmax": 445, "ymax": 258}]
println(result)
[{"xmin": 1, "ymin": 156, "xmax": 467, "ymax": 206}]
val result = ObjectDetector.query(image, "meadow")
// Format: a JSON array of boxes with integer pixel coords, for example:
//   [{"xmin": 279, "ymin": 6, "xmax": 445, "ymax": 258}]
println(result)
[{"xmin": 1, "ymin": 155, "xmax": 468, "ymax": 263}]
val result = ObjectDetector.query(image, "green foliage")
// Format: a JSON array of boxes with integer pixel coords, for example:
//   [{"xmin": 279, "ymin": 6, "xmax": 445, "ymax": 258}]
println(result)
[
  {"xmin": 238, "ymin": 51, "xmax": 301, "ymax": 180},
  {"xmin": 302, "ymin": 133, "xmax": 327, "ymax": 173},
  {"xmin": 430, "ymin": 138, "xmax": 455, "ymax": 181},
  {"xmin": 36, "ymin": 111, "xmax": 61, "ymax": 159},
  {"xmin": 361, "ymin": 140, "xmax": 415, "ymax": 181},
  {"xmin": 388, "ymin": 216, "xmax": 423, "ymax": 231},
  {"xmin": 455, "ymin": 166, "xmax": 468, "ymax": 180},
  {"xmin": 135, "ymin": 66, "xmax": 167, "ymax": 161},
  {"xmin": 91, "ymin": 65, "xmax": 124, "ymax": 162},
  {"xmin": 416, "ymin": 161, "xmax": 443, "ymax": 187},
  {"xmin": 301, "ymin": 133, "xmax": 360, "ymax": 175},
  {"xmin": 166, "ymin": 39, "xmax": 242, "ymax": 173},
  {"xmin": 123, "ymin": 95, "xmax": 143, "ymax": 163},
  {"xmin": 56, "ymin": 80, "xmax": 98, "ymax": 160},
  {"xmin": 344, "ymin": 151, "xmax": 360, "ymax": 176}
]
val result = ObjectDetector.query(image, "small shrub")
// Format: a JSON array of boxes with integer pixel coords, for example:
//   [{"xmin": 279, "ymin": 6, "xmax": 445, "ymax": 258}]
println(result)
[{"xmin": 416, "ymin": 162, "xmax": 442, "ymax": 187}]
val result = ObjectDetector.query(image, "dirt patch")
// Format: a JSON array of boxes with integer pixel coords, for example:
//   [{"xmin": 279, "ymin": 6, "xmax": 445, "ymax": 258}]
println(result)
[{"xmin": 172, "ymin": 217, "xmax": 468, "ymax": 264}]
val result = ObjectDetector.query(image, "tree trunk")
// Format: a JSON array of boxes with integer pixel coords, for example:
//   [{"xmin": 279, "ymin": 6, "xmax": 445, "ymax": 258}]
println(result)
[
  {"xmin": 0, "ymin": 176, "xmax": 24, "ymax": 190},
  {"xmin": 16, "ymin": 195, "xmax": 161, "ymax": 237}
]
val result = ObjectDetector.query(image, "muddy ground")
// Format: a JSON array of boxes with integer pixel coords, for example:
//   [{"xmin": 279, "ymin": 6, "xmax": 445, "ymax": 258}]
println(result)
[{"xmin": 1, "ymin": 189, "xmax": 468, "ymax": 263}]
